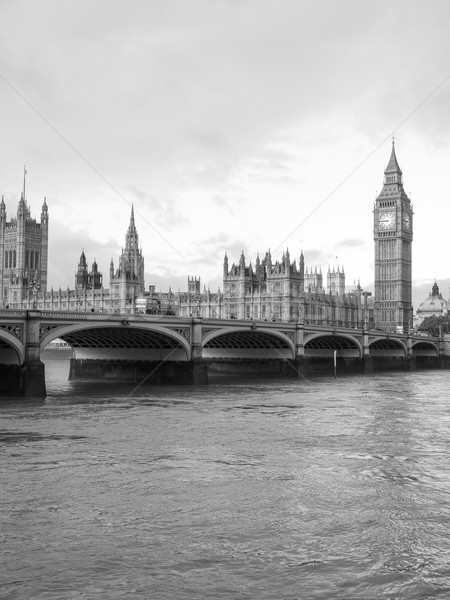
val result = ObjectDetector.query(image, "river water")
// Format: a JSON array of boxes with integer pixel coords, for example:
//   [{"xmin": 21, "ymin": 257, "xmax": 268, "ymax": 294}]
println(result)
[{"xmin": 2, "ymin": 358, "xmax": 450, "ymax": 599}]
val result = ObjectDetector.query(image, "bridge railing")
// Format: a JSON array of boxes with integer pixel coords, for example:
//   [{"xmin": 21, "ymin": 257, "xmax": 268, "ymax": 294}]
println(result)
[
  {"xmin": 0, "ymin": 310, "xmax": 184, "ymax": 322},
  {"xmin": 0, "ymin": 310, "xmax": 28, "ymax": 318}
]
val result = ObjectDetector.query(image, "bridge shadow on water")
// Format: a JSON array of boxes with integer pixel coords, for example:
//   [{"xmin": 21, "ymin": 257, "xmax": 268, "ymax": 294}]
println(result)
[
  {"xmin": 41, "ymin": 352, "xmax": 311, "ymax": 403},
  {"xmin": 40, "ymin": 350, "xmax": 444, "ymax": 403}
]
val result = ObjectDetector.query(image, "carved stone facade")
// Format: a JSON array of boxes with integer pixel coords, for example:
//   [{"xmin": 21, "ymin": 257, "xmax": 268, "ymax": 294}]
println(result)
[
  {"xmin": 219, "ymin": 249, "xmax": 372, "ymax": 326},
  {"xmin": 2, "ymin": 163, "xmax": 390, "ymax": 326},
  {"xmin": 4, "ymin": 206, "xmax": 144, "ymax": 314},
  {"xmin": 0, "ymin": 190, "xmax": 48, "ymax": 309}
]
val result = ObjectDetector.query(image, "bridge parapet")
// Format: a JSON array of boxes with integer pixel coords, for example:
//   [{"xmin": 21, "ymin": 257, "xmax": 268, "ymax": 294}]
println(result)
[{"xmin": 0, "ymin": 310, "xmax": 28, "ymax": 318}]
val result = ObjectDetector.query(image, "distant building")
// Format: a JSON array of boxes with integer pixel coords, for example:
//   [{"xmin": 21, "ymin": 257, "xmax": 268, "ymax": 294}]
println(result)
[
  {"xmin": 75, "ymin": 251, "xmax": 102, "ymax": 291},
  {"xmin": 1, "ymin": 194, "xmax": 374, "ymax": 326},
  {"xmin": 0, "ymin": 182, "xmax": 49, "ymax": 308},
  {"xmin": 414, "ymin": 282, "xmax": 448, "ymax": 329},
  {"xmin": 219, "ymin": 248, "xmax": 372, "ymax": 326},
  {"xmin": 3, "ymin": 204, "xmax": 144, "ymax": 313}
]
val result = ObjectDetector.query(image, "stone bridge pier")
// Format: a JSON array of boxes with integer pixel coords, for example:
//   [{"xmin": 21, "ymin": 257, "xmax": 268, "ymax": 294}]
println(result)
[
  {"xmin": 0, "ymin": 311, "xmax": 46, "ymax": 398},
  {"xmin": 22, "ymin": 313, "xmax": 47, "ymax": 397}
]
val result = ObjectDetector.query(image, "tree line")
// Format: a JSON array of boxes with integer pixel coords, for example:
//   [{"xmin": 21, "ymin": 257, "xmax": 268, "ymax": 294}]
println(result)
[{"xmin": 417, "ymin": 315, "xmax": 450, "ymax": 337}]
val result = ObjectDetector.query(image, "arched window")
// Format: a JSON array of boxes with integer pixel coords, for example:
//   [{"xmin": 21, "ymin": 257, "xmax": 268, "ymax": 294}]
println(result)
[
  {"xmin": 13, "ymin": 250, "xmax": 16, "ymax": 268},
  {"xmin": 35, "ymin": 251, "xmax": 39, "ymax": 269},
  {"xmin": 5, "ymin": 252, "xmax": 8, "ymax": 268},
  {"xmin": 26, "ymin": 250, "xmax": 29, "ymax": 268}
]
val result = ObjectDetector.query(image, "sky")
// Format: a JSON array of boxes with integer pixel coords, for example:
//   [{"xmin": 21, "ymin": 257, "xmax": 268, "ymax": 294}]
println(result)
[{"xmin": 1, "ymin": 0, "xmax": 450, "ymax": 309}]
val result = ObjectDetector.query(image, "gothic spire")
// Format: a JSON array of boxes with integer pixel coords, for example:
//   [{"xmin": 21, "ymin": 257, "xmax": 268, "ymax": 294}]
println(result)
[
  {"xmin": 125, "ymin": 205, "xmax": 139, "ymax": 252},
  {"xmin": 383, "ymin": 139, "xmax": 403, "ymax": 184},
  {"xmin": 17, "ymin": 192, "xmax": 29, "ymax": 218}
]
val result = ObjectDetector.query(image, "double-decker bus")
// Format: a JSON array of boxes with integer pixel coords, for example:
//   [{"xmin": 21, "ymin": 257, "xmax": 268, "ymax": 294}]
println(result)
[{"xmin": 135, "ymin": 297, "xmax": 176, "ymax": 316}]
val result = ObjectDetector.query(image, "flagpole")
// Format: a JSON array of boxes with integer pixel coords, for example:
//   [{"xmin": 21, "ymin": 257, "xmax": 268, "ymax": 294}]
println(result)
[{"xmin": 23, "ymin": 165, "xmax": 27, "ymax": 199}]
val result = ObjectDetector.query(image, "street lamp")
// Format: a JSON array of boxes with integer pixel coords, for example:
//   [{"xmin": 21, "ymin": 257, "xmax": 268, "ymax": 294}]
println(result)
[
  {"xmin": 30, "ymin": 276, "xmax": 41, "ymax": 309},
  {"xmin": 76, "ymin": 292, "xmax": 83, "ymax": 311},
  {"xmin": 297, "ymin": 302, "xmax": 304, "ymax": 325},
  {"xmin": 194, "ymin": 294, "xmax": 202, "ymax": 317}
]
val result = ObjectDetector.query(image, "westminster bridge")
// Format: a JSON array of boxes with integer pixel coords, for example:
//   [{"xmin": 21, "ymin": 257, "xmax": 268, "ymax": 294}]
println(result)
[{"xmin": 0, "ymin": 309, "xmax": 447, "ymax": 398}]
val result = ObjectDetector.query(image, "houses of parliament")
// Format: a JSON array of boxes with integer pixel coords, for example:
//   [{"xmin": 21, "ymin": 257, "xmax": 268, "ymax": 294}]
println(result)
[{"xmin": 0, "ymin": 144, "xmax": 419, "ymax": 332}]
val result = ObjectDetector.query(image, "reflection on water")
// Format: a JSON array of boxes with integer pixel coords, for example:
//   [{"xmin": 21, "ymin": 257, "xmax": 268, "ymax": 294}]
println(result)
[{"xmin": 2, "ymin": 358, "xmax": 450, "ymax": 599}]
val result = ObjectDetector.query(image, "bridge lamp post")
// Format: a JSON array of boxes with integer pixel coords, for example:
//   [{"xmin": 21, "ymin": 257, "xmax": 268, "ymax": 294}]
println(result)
[
  {"xmin": 194, "ymin": 294, "xmax": 202, "ymax": 318},
  {"xmin": 76, "ymin": 293, "xmax": 83, "ymax": 311},
  {"xmin": 30, "ymin": 276, "xmax": 41, "ymax": 309},
  {"xmin": 297, "ymin": 303, "xmax": 305, "ymax": 325}
]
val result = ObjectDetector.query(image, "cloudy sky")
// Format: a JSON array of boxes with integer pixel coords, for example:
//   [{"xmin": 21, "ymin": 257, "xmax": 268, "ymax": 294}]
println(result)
[{"xmin": 1, "ymin": 0, "xmax": 449, "ymax": 308}]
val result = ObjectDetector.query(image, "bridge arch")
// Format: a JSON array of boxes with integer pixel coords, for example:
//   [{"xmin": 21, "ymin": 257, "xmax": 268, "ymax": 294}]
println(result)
[
  {"xmin": 202, "ymin": 327, "xmax": 295, "ymax": 359},
  {"xmin": 368, "ymin": 336, "xmax": 407, "ymax": 357},
  {"xmin": 40, "ymin": 322, "xmax": 191, "ymax": 361},
  {"xmin": 411, "ymin": 339, "xmax": 439, "ymax": 357},
  {"xmin": 0, "ymin": 330, "xmax": 24, "ymax": 364},
  {"xmin": 303, "ymin": 332, "xmax": 362, "ymax": 357}
]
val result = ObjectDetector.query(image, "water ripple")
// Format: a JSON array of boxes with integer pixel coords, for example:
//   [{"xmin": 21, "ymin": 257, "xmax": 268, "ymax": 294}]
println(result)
[{"xmin": 3, "ymin": 367, "xmax": 450, "ymax": 599}]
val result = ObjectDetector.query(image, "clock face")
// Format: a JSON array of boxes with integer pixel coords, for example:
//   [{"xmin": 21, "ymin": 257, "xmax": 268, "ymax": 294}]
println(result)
[
  {"xmin": 403, "ymin": 213, "xmax": 411, "ymax": 231},
  {"xmin": 378, "ymin": 211, "xmax": 395, "ymax": 230}
]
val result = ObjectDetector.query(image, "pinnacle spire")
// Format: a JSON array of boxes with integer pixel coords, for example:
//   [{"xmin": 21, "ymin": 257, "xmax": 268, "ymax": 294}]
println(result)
[
  {"xmin": 126, "ymin": 204, "xmax": 138, "ymax": 246},
  {"xmin": 384, "ymin": 139, "xmax": 402, "ymax": 178}
]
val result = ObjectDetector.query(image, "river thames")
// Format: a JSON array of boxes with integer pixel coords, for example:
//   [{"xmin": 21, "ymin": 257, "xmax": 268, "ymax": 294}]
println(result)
[{"xmin": 2, "ymin": 357, "xmax": 450, "ymax": 599}]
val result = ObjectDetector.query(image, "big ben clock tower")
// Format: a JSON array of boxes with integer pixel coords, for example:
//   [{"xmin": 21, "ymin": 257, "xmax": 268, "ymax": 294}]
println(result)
[{"xmin": 374, "ymin": 141, "xmax": 413, "ymax": 333}]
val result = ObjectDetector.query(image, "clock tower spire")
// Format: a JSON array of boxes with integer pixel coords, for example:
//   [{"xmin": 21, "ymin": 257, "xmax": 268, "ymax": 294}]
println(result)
[
  {"xmin": 373, "ymin": 140, "xmax": 413, "ymax": 332},
  {"xmin": 384, "ymin": 138, "xmax": 403, "ymax": 185}
]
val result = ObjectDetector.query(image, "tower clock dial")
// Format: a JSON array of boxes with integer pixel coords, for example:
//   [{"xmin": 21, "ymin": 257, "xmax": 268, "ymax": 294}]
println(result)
[
  {"xmin": 378, "ymin": 211, "xmax": 395, "ymax": 230},
  {"xmin": 403, "ymin": 213, "xmax": 411, "ymax": 231}
]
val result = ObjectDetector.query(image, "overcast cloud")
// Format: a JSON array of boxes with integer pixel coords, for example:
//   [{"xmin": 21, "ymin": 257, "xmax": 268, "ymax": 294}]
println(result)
[{"xmin": 1, "ymin": 0, "xmax": 449, "ymax": 308}]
